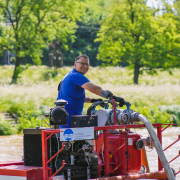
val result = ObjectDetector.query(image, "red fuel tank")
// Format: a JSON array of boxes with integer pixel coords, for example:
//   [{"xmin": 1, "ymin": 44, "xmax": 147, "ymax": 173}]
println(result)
[{"xmin": 95, "ymin": 130, "xmax": 142, "ymax": 176}]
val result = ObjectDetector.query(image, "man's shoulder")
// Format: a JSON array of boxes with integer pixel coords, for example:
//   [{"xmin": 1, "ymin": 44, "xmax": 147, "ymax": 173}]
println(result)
[{"xmin": 71, "ymin": 71, "xmax": 86, "ymax": 79}]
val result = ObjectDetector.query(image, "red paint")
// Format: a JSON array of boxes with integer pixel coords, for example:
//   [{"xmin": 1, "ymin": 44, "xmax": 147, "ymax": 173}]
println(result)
[
  {"xmin": 0, "ymin": 164, "xmax": 51, "ymax": 179},
  {"xmin": 42, "ymin": 129, "xmax": 65, "ymax": 180},
  {"xmin": 0, "ymin": 161, "xmax": 24, "ymax": 167},
  {"xmin": 113, "ymin": 99, "xmax": 116, "ymax": 125},
  {"xmin": 95, "ymin": 170, "xmax": 168, "ymax": 179},
  {"xmin": 1, "ymin": 123, "xmax": 178, "ymax": 180},
  {"xmin": 96, "ymin": 130, "xmax": 141, "ymax": 176}
]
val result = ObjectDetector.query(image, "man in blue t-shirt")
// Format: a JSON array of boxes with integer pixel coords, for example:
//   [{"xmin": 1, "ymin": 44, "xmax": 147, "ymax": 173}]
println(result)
[{"xmin": 57, "ymin": 54, "xmax": 125, "ymax": 128}]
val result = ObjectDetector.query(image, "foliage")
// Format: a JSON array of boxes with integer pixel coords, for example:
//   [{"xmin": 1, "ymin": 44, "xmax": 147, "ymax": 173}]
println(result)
[
  {"xmin": 0, "ymin": 118, "xmax": 15, "ymax": 135},
  {"xmin": 0, "ymin": 65, "xmax": 179, "ymax": 133},
  {"xmin": 173, "ymin": 0, "xmax": 180, "ymax": 33},
  {"xmin": 61, "ymin": 0, "xmax": 114, "ymax": 66},
  {"xmin": 159, "ymin": 105, "xmax": 180, "ymax": 125},
  {"xmin": 0, "ymin": 0, "xmax": 83, "ymax": 83},
  {"xmin": 95, "ymin": 0, "xmax": 180, "ymax": 84},
  {"xmin": 0, "ymin": 98, "xmax": 50, "ymax": 134}
]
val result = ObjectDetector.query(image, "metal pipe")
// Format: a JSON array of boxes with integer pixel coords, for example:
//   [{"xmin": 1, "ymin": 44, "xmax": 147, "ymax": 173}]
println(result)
[
  {"xmin": 113, "ymin": 99, "xmax": 116, "ymax": 125},
  {"xmin": 157, "ymin": 124, "xmax": 163, "ymax": 170},
  {"xmin": 137, "ymin": 114, "xmax": 176, "ymax": 180},
  {"xmin": 46, "ymin": 142, "xmax": 65, "ymax": 164},
  {"xmin": 95, "ymin": 170, "xmax": 168, "ymax": 179},
  {"xmin": 42, "ymin": 130, "xmax": 49, "ymax": 180},
  {"xmin": 169, "ymin": 151, "xmax": 180, "ymax": 164},
  {"xmin": 141, "ymin": 137, "xmax": 154, "ymax": 149},
  {"xmin": 49, "ymin": 160, "xmax": 66, "ymax": 180},
  {"xmin": 103, "ymin": 130, "xmax": 109, "ymax": 176},
  {"xmin": 141, "ymin": 146, "xmax": 150, "ymax": 172},
  {"xmin": 164, "ymin": 136, "xmax": 180, "ymax": 151}
]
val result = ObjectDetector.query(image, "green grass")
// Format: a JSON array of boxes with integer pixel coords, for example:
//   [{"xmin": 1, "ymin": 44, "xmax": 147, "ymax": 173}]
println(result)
[{"xmin": 0, "ymin": 65, "xmax": 180, "ymax": 134}]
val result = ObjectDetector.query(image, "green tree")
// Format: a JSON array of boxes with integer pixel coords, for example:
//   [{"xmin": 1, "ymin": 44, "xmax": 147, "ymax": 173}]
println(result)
[
  {"xmin": 173, "ymin": 0, "xmax": 180, "ymax": 33},
  {"xmin": 61, "ymin": 0, "xmax": 114, "ymax": 66},
  {"xmin": 160, "ymin": 0, "xmax": 180, "ymax": 69},
  {"xmin": 96, "ymin": 0, "xmax": 180, "ymax": 84},
  {"xmin": 0, "ymin": 0, "xmax": 83, "ymax": 83}
]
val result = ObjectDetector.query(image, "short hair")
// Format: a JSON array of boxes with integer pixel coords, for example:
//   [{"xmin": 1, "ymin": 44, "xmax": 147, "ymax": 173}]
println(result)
[{"xmin": 75, "ymin": 54, "xmax": 89, "ymax": 62}]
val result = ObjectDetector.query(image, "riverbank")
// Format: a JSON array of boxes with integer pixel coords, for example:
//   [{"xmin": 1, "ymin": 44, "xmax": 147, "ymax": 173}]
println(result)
[{"xmin": 0, "ymin": 65, "xmax": 180, "ymax": 134}]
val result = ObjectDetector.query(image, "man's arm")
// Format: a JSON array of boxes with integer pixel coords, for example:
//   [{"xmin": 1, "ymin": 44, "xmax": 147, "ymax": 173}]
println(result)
[
  {"xmin": 82, "ymin": 82, "xmax": 125, "ymax": 107},
  {"xmin": 85, "ymin": 96, "xmax": 92, "ymax": 103},
  {"xmin": 83, "ymin": 82, "xmax": 103, "ymax": 103},
  {"xmin": 82, "ymin": 82, "xmax": 113, "ymax": 99},
  {"xmin": 82, "ymin": 82, "xmax": 104, "ymax": 97}
]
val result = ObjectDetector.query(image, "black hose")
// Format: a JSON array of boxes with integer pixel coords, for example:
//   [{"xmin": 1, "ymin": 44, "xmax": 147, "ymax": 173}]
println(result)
[{"xmin": 87, "ymin": 104, "xmax": 96, "ymax": 115}]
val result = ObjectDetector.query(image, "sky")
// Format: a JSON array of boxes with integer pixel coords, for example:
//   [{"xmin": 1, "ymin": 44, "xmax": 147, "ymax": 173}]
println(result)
[{"xmin": 146, "ymin": 0, "xmax": 174, "ymax": 8}]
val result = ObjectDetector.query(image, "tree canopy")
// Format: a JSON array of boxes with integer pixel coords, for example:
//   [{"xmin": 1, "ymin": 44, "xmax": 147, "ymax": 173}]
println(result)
[
  {"xmin": 0, "ymin": 0, "xmax": 180, "ymax": 84},
  {"xmin": 61, "ymin": 0, "xmax": 114, "ymax": 66},
  {"xmin": 96, "ymin": 0, "xmax": 180, "ymax": 84},
  {"xmin": 0, "ymin": 0, "xmax": 83, "ymax": 83}
]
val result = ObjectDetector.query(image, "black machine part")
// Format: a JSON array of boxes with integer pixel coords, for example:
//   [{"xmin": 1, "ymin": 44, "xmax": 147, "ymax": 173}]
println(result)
[
  {"xmin": 54, "ymin": 99, "xmax": 68, "ymax": 107},
  {"xmin": 50, "ymin": 106, "xmax": 68, "ymax": 125},
  {"xmin": 54, "ymin": 140, "xmax": 99, "ymax": 180},
  {"xmin": 71, "ymin": 115, "xmax": 98, "ymax": 127},
  {"xmin": 23, "ymin": 127, "xmax": 50, "ymax": 166}
]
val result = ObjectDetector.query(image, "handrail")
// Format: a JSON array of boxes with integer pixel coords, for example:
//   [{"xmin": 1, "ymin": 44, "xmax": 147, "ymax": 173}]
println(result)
[
  {"xmin": 49, "ymin": 160, "xmax": 66, "ymax": 180},
  {"xmin": 42, "ymin": 129, "xmax": 66, "ymax": 180},
  {"xmin": 40, "ymin": 123, "xmax": 179, "ymax": 179},
  {"xmin": 46, "ymin": 143, "xmax": 65, "ymax": 164},
  {"xmin": 175, "ymin": 168, "xmax": 180, "ymax": 176},
  {"xmin": 161, "ymin": 124, "xmax": 171, "ymax": 132},
  {"xmin": 164, "ymin": 135, "xmax": 180, "ymax": 151},
  {"xmin": 169, "ymin": 151, "xmax": 180, "ymax": 164}
]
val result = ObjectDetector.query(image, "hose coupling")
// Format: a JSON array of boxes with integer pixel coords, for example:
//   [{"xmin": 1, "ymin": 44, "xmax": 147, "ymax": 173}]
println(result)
[{"xmin": 131, "ymin": 112, "xmax": 140, "ymax": 122}]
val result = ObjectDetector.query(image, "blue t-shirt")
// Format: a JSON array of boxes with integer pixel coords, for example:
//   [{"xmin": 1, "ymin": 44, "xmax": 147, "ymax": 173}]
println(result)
[{"xmin": 57, "ymin": 68, "xmax": 90, "ymax": 113}]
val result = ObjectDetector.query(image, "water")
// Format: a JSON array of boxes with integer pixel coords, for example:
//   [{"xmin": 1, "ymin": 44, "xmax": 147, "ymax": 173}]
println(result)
[
  {"xmin": 135, "ymin": 127, "xmax": 180, "ymax": 179},
  {"xmin": 0, "ymin": 135, "xmax": 23, "ymax": 162},
  {"xmin": 0, "ymin": 128, "xmax": 179, "ymax": 179}
]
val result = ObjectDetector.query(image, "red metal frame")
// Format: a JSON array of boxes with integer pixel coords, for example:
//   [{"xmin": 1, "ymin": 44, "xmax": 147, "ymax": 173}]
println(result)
[
  {"xmin": 169, "ymin": 151, "xmax": 180, "ymax": 164},
  {"xmin": 42, "ymin": 129, "xmax": 65, "ymax": 180},
  {"xmin": 94, "ymin": 124, "xmax": 163, "ymax": 175},
  {"xmin": 41, "ymin": 123, "xmax": 179, "ymax": 180},
  {"xmin": 113, "ymin": 99, "xmax": 117, "ymax": 125},
  {"xmin": 161, "ymin": 125, "xmax": 180, "ymax": 176},
  {"xmin": 175, "ymin": 168, "xmax": 180, "ymax": 176},
  {"xmin": 164, "ymin": 135, "xmax": 180, "ymax": 151}
]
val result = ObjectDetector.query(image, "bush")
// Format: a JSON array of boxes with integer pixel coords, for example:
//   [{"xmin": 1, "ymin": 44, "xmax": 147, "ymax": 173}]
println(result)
[{"xmin": 0, "ymin": 119, "xmax": 15, "ymax": 135}]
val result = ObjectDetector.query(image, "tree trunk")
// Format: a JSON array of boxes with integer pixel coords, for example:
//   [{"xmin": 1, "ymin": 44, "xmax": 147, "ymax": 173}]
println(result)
[
  {"xmin": 11, "ymin": 56, "xmax": 23, "ymax": 84},
  {"xmin": 134, "ymin": 63, "xmax": 140, "ymax": 84},
  {"xmin": 3, "ymin": 51, "xmax": 8, "ymax": 65}
]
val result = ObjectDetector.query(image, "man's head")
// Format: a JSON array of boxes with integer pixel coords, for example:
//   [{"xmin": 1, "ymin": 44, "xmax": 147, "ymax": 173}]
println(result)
[{"xmin": 74, "ymin": 54, "xmax": 90, "ymax": 75}]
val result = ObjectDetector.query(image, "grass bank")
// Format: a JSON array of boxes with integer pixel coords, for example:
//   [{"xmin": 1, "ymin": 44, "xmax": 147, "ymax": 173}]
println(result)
[{"xmin": 0, "ymin": 65, "xmax": 180, "ymax": 134}]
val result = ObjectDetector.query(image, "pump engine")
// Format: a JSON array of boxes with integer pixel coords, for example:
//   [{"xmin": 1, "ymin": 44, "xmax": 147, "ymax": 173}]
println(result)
[{"xmin": 24, "ymin": 98, "xmax": 153, "ymax": 180}]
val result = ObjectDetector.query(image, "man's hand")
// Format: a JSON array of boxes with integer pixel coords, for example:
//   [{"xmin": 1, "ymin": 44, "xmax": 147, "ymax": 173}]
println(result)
[
  {"xmin": 91, "ymin": 98, "xmax": 103, "ymax": 103},
  {"xmin": 100, "ymin": 90, "xmax": 113, "ymax": 99},
  {"xmin": 113, "ymin": 96, "xmax": 126, "ymax": 107}
]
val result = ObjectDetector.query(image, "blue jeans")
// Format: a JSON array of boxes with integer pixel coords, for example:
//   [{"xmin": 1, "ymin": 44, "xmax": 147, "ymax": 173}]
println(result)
[{"xmin": 59, "ymin": 110, "xmax": 82, "ymax": 128}]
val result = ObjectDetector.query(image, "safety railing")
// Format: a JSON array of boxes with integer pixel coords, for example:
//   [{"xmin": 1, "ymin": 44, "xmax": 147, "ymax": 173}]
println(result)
[
  {"xmin": 41, "ymin": 123, "xmax": 179, "ymax": 179},
  {"xmin": 162, "ymin": 125, "xmax": 180, "ymax": 176},
  {"xmin": 42, "ymin": 129, "xmax": 66, "ymax": 180}
]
